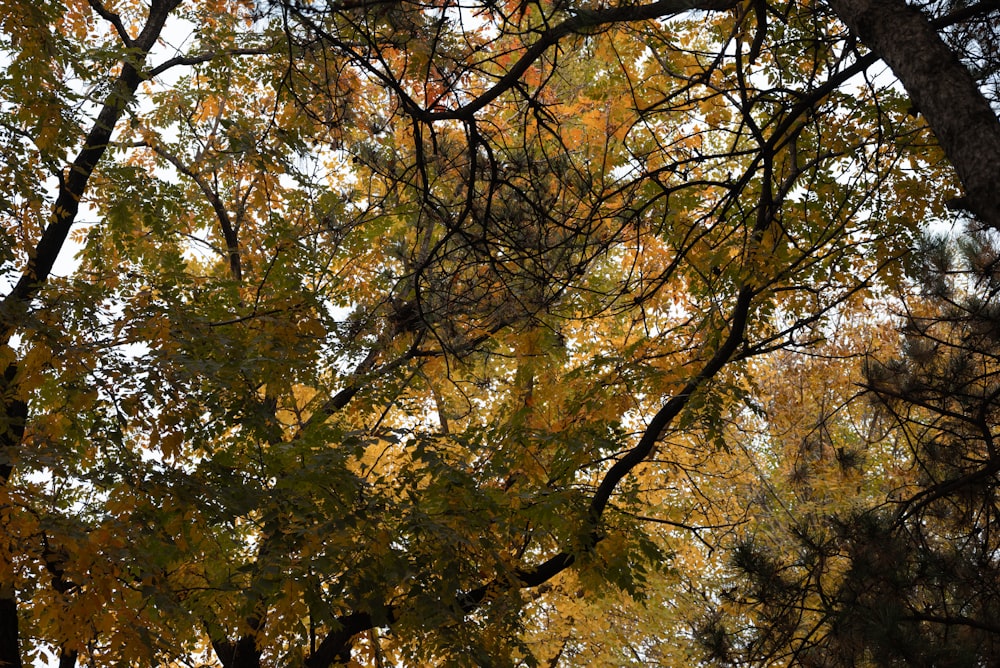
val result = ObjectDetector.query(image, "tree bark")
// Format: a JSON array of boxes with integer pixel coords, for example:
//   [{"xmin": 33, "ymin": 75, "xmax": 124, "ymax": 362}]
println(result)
[
  {"xmin": 0, "ymin": 596, "xmax": 20, "ymax": 668},
  {"xmin": 826, "ymin": 0, "xmax": 1000, "ymax": 230},
  {"xmin": 212, "ymin": 635, "xmax": 263, "ymax": 668},
  {"xmin": 0, "ymin": 361, "xmax": 27, "ymax": 668}
]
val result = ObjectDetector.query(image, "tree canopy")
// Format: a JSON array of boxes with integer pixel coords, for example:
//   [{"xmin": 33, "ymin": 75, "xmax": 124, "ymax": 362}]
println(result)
[{"xmin": 1, "ymin": 0, "xmax": 999, "ymax": 665}]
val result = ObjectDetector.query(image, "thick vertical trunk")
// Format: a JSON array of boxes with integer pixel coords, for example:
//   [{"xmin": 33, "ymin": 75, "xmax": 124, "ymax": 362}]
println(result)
[
  {"xmin": 56, "ymin": 649, "xmax": 77, "ymax": 668},
  {"xmin": 826, "ymin": 0, "xmax": 1000, "ymax": 229},
  {"xmin": 212, "ymin": 635, "xmax": 262, "ymax": 668},
  {"xmin": 0, "ymin": 596, "xmax": 20, "ymax": 668},
  {"xmin": 0, "ymin": 361, "xmax": 26, "ymax": 668}
]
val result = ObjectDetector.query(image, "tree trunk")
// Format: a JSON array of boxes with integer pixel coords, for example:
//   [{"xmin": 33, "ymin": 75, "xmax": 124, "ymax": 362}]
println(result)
[
  {"xmin": 826, "ymin": 0, "xmax": 1000, "ymax": 229},
  {"xmin": 0, "ymin": 361, "xmax": 26, "ymax": 668},
  {"xmin": 0, "ymin": 595, "xmax": 21, "ymax": 668},
  {"xmin": 212, "ymin": 635, "xmax": 262, "ymax": 668}
]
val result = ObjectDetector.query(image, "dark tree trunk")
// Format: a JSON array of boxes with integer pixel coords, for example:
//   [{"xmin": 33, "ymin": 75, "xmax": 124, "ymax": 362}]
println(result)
[
  {"xmin": 213, "ymin": 635, "xmax": 263, "ymax": 668},
  {"xmin": 56, "ymin": 649, "xmax": 77, "ymax": 668},
  {"xmin": 0, "ymin": 361, "xmax": 26, "ymax": 668},
  {"xmin": 826, "ymin": 0, "xmax": 1000, "ymax": 229},
  {"xmin": 0, "ymin": 595, "xmax": 21, "ymax": 668}
]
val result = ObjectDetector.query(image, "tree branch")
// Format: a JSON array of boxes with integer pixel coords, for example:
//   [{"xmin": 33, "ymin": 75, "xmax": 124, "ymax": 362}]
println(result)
[
  {"xmin": 148, "ymin": 47, "xmax": 278, "ymax": 79},
  {"xmin": 827, "ymin": 0, "xmax": 1000, "ymax": 230},
  {"xmin": 87, "ymin": 0, "xmax": 133, "ymax": 48},
  {"xmin": 0, "ymin": 0, "xmax": 185, "ymax": 342},
  {"xmin": 142, "ymin": 141, "xmax": 243, "ymax": 282},
  {"xmin": 285, "ymin": 0, "xmax": 741, "ymax": 126}
]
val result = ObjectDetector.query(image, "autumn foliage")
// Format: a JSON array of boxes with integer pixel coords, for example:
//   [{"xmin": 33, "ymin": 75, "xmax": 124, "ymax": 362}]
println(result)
[{"xmin": 1, "ymin": 0, "xmax": 999, "ymax": 666}]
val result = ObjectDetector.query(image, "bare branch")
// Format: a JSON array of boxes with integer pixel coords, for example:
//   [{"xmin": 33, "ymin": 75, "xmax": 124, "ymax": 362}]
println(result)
[{"xmin": 87, "ymin": 0, "xmax": 133, "ymax": 48}]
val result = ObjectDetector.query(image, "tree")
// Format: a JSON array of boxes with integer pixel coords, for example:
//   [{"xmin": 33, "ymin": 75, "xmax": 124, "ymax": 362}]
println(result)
[
  {"xmin": 0, "ymin": 0, "xmax": 998, "ymax": 666},
  {"xmin": 703, "ymin": 229, "xmax": 1000, "ymax": 667}
]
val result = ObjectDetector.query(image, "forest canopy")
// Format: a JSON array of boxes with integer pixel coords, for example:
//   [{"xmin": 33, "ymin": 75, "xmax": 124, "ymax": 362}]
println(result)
[{"xmin": 1, "ymin": 0, "xmax": 1000, "ymax": 665}]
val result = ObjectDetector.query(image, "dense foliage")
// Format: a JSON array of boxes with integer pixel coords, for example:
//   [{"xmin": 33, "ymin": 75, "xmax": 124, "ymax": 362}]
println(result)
[{"xmin": 0, "ymin": 0, "xmax": 998, "ymax": 666}]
